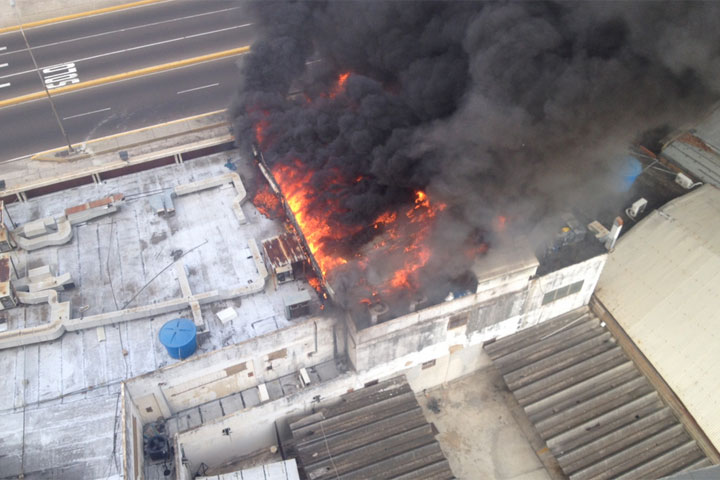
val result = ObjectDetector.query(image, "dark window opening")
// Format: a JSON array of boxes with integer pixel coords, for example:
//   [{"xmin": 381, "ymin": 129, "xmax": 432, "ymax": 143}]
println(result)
[
  {"xmin": 422, "ymin": 359, "xmax": 436, "ymax": 370},
  {"xmin": 542, "ymin": 280, "xmax": 584, "ymax": 305}
]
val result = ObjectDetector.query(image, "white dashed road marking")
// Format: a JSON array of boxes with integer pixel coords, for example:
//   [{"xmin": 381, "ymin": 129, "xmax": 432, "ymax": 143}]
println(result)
[
  {"xmin": 1, "ymin": 48, "xmax": 8, "ymax": 88},
  {"xmin": 62, "ymin": 107, "xmax": 110, "ymax": 120},
  {"xmin": 0, "ymin": 24, "xmax": 252, "ymax": 82},
  {"xmin": 177, "ymin": 83, "xmax": 218, "ymax": 94}
]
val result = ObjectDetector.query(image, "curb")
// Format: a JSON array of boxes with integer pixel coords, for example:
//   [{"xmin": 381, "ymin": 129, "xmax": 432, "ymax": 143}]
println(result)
[
  {"xmin": 0, "ymin": 46, "xmax": 250, "ymax": 108},
  {"xmin": 0, "ymin": 0, "xmax": 166, "ymax": 34},
  {"xmin": 30, "ymin": 109, "xmax": 229, "ymax": 161}
]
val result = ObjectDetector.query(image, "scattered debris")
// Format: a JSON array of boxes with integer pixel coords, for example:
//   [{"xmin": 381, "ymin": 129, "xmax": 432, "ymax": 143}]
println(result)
[{"xmin": 427, "ymin": 397, "xmax": 442, "ymax": 414}]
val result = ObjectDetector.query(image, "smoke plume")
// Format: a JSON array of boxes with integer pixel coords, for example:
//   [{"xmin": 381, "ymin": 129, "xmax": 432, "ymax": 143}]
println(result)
[{"xmin": 230, "ymin": 1, "xmax": 720, "ymax": 304}]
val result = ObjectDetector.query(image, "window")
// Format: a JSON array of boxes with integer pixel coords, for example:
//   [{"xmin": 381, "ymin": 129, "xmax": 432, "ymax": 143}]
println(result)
[
  {"xmin": 568, "ymin": 280, "xmax": 584, "ymax": 295},
  {"xmin": 447, "ymin": 313, "xmax": 469, "ymax": 330},
  {"xmin": 422, "ymin": 359, "xmax": 436, "ymax": 369},
  {"xmin": 542, "ymin": 280, "xmax": 584, "ymax": 305}
]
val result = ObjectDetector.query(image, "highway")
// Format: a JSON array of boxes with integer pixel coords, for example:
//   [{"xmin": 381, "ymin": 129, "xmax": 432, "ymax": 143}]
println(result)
[{"xmin": 0, "ymin": 0, "xmax": 256, "ymax": 162}]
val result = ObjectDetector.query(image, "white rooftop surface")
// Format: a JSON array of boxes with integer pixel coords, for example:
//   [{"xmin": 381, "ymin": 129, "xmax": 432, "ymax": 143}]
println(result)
[
  {"xmin": 0, "ymin": 151, "xmax": 317, "ymax": 478},
  {"xmin": 596, "ymin": 184, "xmax": 720, "ymax": 452}
]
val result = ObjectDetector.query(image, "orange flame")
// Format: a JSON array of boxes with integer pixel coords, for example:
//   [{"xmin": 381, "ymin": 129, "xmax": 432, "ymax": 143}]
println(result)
[
  {"xmin": 272, "ymin": 162, "xmax": 356, "ymax": 277},
  {"xmin": 251, "ymin": 109, "xmax": 270, "ymax": 147},
  {"xmin": 329, "ymin": 72, "xmax": 351, "ymax": 98},
  {"xmin": 385, "ymin": 190, "xmax": 444, "ymax": 290},
  {"xmin": 271, "ymin": 160, "xmax": 445, "ymax": 297},
  {"xmin": 251, "ymin": 184, "xmax": 282, "ymax": 219}
]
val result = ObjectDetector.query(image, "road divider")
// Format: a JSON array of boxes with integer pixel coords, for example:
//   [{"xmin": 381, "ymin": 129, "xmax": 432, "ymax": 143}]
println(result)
[
  {"xmin": 0, "ymin": 0, "xmax": 167, "ymax": 34},
  {"xmin": 0, "ymin": 46, "xmax": 250, "ymax": 109}
]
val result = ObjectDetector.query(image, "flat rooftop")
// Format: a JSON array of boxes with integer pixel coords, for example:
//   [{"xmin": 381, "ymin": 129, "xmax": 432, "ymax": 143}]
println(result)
[
  {"xmin": 0, "ymin": 149, "xmax": 319, "ymax": 478},
  {"xmin": 417, "ymin": 361, "xmax": 561, "ymax": 480}
]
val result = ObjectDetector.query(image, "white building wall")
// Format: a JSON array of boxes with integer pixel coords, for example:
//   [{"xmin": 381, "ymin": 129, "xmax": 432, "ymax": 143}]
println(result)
[
  {"xmin": 176, "ymin": 341, "xmax": 488, "ymax": 473},
  {"xmin": 348, "ymin": 253, "xmax": 607, "ymax": 373},
  {"xmin": 123, "ymin": 252, "xmax": 607, "ymax": 473},
  {"xmin": 125, "ymin": 316, "xmax": 342, "ymax": 423}
]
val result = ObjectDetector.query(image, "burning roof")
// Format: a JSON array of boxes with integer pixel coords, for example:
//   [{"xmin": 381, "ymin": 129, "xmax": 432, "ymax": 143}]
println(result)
[
  {"xmin": 248, "ymin": 71, "xmax": 479, "ymax": 312},
  {"xmin": 235, "ymin": 1, "xmax": 720, "ymax": 314}
]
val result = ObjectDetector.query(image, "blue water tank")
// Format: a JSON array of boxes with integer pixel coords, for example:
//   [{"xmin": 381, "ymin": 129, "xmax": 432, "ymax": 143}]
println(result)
[{"xmin": 158, "ymin": 318, "xmax": 197, "ymax": 359}]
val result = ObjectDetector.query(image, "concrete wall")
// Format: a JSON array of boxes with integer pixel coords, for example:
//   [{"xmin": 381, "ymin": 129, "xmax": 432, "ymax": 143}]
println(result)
[
  {"xmin": 348, "ymin": 253, "xmax": 607, "ymax": 373},
  {"xmin": 524, "ymin": 254, "xmax": 607, "ymax": 321},
  {"xmin": 122, "ymin": 384, "xmax": 145, "ymax": 480},
  {"xmin": 125, "ymin": 315, "xmax": 343, "ymax": 424},
  {"xmin": 176, "ymin": 341, "xmax": 488, "ymax": 473}
]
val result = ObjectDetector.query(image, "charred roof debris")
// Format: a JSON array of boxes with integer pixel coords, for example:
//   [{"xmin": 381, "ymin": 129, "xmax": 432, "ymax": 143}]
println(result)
[{"xmin": 231, "ymin": 1, "xmax": 720, "ymax": 322}]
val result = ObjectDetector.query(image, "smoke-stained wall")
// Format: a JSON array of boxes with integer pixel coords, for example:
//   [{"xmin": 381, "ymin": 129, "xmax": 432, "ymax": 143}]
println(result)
[
  {"xmin": 231, "ymin": 1, "xmax": 720, "ymax": 302},
  {"xmin": 347, "ymin": 252, "xmax": 606, "ymax": 372}
]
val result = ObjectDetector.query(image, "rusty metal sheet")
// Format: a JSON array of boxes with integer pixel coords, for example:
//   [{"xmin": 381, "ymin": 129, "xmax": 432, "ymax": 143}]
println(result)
[
  {"xmin": 279, "ymin": 233, "xmax": 306, "ymax": 264},
  {"xmin": 263, "ymin": 233, "xmax": 306, "ymax": 269},
  {"xmin": 0, "ymin": 255, "xmax": 10, "ymax": 282},
  {"xmin": 263, "ymin": 236, "xmax": 288, "ymax": 269}
]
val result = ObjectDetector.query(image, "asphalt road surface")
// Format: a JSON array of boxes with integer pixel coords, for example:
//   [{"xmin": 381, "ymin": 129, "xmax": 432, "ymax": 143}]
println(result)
[
  {"xmin": 0, "ymin": 54, "xmax": 245, "ymax": 161},
  {"xmin": 0, "ymin": 0, "xmax": 256, "ymax": 162}
]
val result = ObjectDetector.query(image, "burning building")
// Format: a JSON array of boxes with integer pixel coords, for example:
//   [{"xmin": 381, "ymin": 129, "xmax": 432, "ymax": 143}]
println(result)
[{"xmin": 232, "ymin": 1, "xmax": 720, "ymax": 328}]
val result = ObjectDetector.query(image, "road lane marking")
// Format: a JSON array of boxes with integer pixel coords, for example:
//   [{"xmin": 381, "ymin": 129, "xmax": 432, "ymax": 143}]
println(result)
[
  {"xmin": 0, "ymin": 0, "xmax": 170, "ymax": 35},
  {"xmin": 0, "ymin": 63, "xmax": 7, "ymax": 68},
  {"xmin": 0, "ymin": 46, "xmax": 250, "ymax": 108},
  {"xmin": 43, "ymin": 63, "xmax": 80, "ymax": 89},
  {"xmin": 62, "ymin": 107, "xmax": 110, "ymax": 120},
  {"xmin": 0, "ymin": 24, "xmax": 253, "ymax": 81},
  {"xmin": 0, "ymin": 47, "xmax": 6, "ymax": 51},
  {"xmin": 5, "ymin": 7, "xmax": 244, "ymax": 54},
  {"xmin": 177, "ymin": 83, "xmax": 219, "ymax": 95},
  {"xmin": 0, "ymin": 83, "xmax": 10, "ymax": 88}
]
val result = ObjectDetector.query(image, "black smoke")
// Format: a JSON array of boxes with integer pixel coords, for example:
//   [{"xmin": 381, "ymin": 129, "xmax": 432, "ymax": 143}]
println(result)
[{"xmin": 230, "ymin": 1, "xmax": 720, "ymax": 303}]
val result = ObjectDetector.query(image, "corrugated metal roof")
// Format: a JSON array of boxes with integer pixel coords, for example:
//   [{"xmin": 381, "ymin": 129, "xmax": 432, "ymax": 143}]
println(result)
[
  {"xmin": 661, "ymin": 106, "xmax": 720, "ymax": 187},
  {"xmin": 596, "ymin": 184, "xmax": 720, "ymax": 455},
  {"xmin": 262, "ymin": 233, "xmax": 306, "ymax": 269},
  {"xmin": 661, "ymin": 140, "xmax": 720, "ymax": 187},
  {"xmin": 692, "ymin": 106, "xmax": 720, "ymax": 145},
  {"xmin": 283, "ymin": 375, "xmax": 455, "ymax": 480},
  {"xmin": 484, "ymin": 307, "xmax": 710, "ymax": 479}
]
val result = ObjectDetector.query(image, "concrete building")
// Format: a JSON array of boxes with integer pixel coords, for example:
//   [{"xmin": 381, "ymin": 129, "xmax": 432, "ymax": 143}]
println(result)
[
  {"xmin": 0, "ymin": 125, "xmax": 613, "ymax": 479},
  {"xmin": 1, "ymin": 112, "xmax": 718, "ymax": 479}
]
